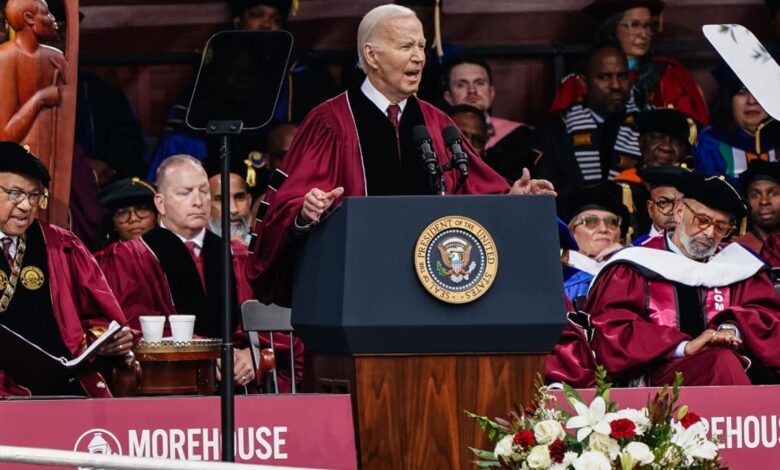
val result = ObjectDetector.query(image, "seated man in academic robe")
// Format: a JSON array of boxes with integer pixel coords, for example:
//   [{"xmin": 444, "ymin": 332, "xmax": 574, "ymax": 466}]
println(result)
[
  {"xmin": 586, "ymin": 172, "xmax": 780, "ymax": 386},
  {"xmin": 0, "ymin": 142, "xmax": 133, "ymax": 397},
  {"xmin": 99, "ymin": 155, "xmax": 302, "ymax": 391},
  {"xmin": 250, "ymin": 3, "xmax": 555, "ymax": 306}
]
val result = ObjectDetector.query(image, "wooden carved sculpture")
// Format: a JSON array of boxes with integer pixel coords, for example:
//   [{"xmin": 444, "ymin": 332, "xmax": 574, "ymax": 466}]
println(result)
[{"xmin": 0, "ymin": 0, "xmax": 77, "ymax": 226}]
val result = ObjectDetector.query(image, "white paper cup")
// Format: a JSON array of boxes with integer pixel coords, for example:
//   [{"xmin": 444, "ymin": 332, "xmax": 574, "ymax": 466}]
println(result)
[
  {"xmin": 139, "ymin": 316, "xmax": 165, "ymax": 343},
  {"xmin": 169, "ymin": 315, "xmax": 196, "ymax": 342}
]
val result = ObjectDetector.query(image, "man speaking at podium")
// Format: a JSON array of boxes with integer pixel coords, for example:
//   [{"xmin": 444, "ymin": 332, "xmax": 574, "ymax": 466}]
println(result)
[{"xmin": 250, "ymin": 4, "xmax": 554, "ymax": 306}]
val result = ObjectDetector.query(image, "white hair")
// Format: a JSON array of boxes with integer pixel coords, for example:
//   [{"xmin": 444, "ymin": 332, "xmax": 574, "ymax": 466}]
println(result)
[
  {"xmin": 356, "ymin": 4, "xmax": 416, "ymax": 72},
  {"xmin": 156, "ymin": 154, "xmax": 204, "ymax": 193}
]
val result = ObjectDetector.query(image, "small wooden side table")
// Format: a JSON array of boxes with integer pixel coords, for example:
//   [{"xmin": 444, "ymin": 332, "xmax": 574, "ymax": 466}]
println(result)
[{"xmin": 124, "ymin": 339, "xmax": 221, "ymax": 396}]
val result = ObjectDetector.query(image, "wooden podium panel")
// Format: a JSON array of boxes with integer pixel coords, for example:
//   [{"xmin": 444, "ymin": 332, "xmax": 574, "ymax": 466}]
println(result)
[{"xmin": 310, "ymin": 353, "xmax": 546, "ymax": 469}]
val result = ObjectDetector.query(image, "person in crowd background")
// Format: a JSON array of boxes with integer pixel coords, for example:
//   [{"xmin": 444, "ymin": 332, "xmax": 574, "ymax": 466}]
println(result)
[
  {"xmin": 694, "ymin": 63, "xmax": 777, "ymax": 186},
  {"xmin": 534, "ymin": 44, "xmax": 638, "ymax": 215},
  {"xmin": 447, "ymin": 104, "xmax": 488, "ymax": 158},
  {"xmin": 586, "ymin": 173, "xmax": 780, "ymax": 386},
  {"xmin": 441, "ymin": 56, "xmax": 536, "ymax": 182},
  {"xmin": 736, "ymin": 159, "xmax": 780, "ymax": 253},
  {"xmin": 95, "ymin": 177, "xmax": 157, "ymax": 249},
  {"xmin": 550, "ymin": 0, "xmax": 709, "ymax": 126}
]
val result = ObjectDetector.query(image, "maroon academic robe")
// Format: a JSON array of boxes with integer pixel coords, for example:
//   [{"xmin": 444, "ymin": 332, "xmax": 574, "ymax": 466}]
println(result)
[
  {"xmin": 759, "ymin": 231, "xmax": 780, "ymax": 267},
  {"xmin": 0, "ymin": 222, "xmax": 128, "ymax": 397},
  {"xmin": 98, "ymin": 234, "xmax": 304, "ymax": 391},
  {"xmin": 250, "ymin": 91, "xmax": 511, "ymax": 306},
  {"xmin": 586, "ymin": 235, "xmax": 780, "ymax": 386},
  {"xmin": 544, "ymin": 295, "xmax": 599, "ymax": 388}
]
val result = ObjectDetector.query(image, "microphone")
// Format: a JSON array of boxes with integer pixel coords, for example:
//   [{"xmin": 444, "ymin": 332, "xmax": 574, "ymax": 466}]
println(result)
[
  {"xmin": 412, "ymin": 125, "xmax": 440, "ymax": 177},
  {"xmin": 413, "ymin": 125, "xmax": 446, "ymax": 195},
  {"xmin": 442, "ymin": 125, "xmax": 469, "ymax": 188}
]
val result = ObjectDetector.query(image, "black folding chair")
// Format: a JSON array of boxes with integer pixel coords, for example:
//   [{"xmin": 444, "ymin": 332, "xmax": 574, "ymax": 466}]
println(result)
[{"xmin": 240, "ymin": 300, "xmax": 297, "ymax": 394}]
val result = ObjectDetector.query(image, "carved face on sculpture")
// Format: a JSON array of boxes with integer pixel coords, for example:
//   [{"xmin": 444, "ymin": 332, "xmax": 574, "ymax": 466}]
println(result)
[
  {"xmin": 0, "ymin": 172, "xmax": 43, "ymax": 236},
  {"xmin": 6, "ymin": 0, "xmax": 58, "ymax": 38}
]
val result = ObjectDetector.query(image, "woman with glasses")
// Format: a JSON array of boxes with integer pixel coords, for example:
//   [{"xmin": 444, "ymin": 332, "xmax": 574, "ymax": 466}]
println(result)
[
  {"xmin": 561, "ymin": 185, "xmax": 629, "ymax": 301},
  {"xmin": 693, "ymin": 63, "xmax": 778, "ymax": 187},
  {"xmin": 550, "ymin": 0, "xmax": 708, "ymax": 126},
  {"xmin": 96, "ymin": 177, "xmax": 157, "ymax": 248}
]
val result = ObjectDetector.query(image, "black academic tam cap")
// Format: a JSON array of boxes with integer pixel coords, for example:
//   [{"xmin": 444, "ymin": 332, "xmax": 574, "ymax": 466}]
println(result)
[
  {"xmin": 637, "ymin": 165, "xmax": 691, "ymax": 189},
  {"xmin": 97, "ymin": 177, "xmax": 156, "ymax": 211},
  {"xmin": 636, "ymin": 109, "xmax": 697, "ymax": 145},
  {"xmin": 0, "ymin": 142, "xmax": 51, "ymax": 186},
  {"xmin": 230, "ymin": 0, "xmax": 292, "ymax": 18},
  {"xmin": 584, "ymin": 0, "xmax": 664, "ymax": 18},
  {"xmin": 566, "ymin": 183, "xmax": 630, "ymax": 237},
  {"xmin": 739, "ymin": 159, "xmax": 780, "ymax": 195},
  {"xmin": 202, "ymin": 153, "xmax": 267, "ymax": 190},
  {"xmin": 679, "ymin": 172, "xmax": 747, "ymax": 220}
]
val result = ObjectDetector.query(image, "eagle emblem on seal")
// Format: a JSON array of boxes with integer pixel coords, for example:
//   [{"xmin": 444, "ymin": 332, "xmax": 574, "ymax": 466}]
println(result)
[{"xmin": 437, "ymin": 237, "xmax": 477, "ymax": 283}]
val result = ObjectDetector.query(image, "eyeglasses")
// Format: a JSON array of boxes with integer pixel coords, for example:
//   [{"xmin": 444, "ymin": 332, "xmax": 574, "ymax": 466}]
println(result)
[
  {"xmin": 650, "ymin": 197, "xmax": 680, "ymax": 216},
  {"xmin": 617, "ymin": 20, "xmax": 658, "ymax": 35},
  {"xmin": 682, "ymin": 201, "xmax": 736, "ymax": 238},
  {"xmin": 0, "ymin": 185, "xmax": 47, "ymax": 206},
  {"xmin": 572, "ymin": 214, "xmax": 622, "ymax": 230},
  {"xmin": 113, "ymin": 205, "xmax": 154, "ymax": 224}
]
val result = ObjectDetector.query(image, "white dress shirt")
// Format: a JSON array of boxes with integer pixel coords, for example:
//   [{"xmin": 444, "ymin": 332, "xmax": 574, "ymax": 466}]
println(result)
[{"xmin": 361, "ymin": 78, "xmax": 408, "ymax": 120}]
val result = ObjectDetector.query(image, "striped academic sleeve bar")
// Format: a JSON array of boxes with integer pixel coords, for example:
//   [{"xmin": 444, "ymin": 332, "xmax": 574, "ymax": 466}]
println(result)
[
  {"xmin": 255, "ymin": 200, "xmax": 270, "ymax": 222},
  {"xmin": 267, "ymin": 169, "xmax": 288, "ymax": 192}
]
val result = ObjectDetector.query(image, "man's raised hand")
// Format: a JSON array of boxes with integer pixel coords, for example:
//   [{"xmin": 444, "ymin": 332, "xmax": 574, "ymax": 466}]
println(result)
[
  {"xmin": 509, "ymin": 168, "xmax": 556, "ymax": 196},
  {"xmin": 300, "ymin": 187, "xmax": 344, "ymax": 224}
]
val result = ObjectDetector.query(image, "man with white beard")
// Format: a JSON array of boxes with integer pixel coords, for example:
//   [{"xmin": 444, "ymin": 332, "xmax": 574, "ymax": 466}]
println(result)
[
  {"xmin": 204, "ymin": 157, "xmax": 254, "ymax": 245},
  {"xmin": 582, "ymin": 172, "xmax": 780, "ymax": 386}
]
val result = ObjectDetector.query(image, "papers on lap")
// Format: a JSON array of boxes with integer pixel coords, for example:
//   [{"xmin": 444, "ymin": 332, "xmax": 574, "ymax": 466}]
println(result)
[{"xmin": 0, "ymin": 320, "xmax": 122, "ymax": 388}]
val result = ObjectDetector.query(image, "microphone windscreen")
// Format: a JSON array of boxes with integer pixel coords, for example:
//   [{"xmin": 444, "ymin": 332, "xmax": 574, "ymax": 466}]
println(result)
[
  {"xmin": 442, "ymin": 125, "xmax": 461, "ymax": 145},
  {"xmin": 412, "ymin": 125, "xmax": 432, "ymax": 145}
]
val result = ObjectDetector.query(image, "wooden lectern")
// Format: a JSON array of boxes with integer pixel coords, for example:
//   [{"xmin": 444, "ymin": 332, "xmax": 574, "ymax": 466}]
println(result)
[{"xmin": 293, "ymin": 196, "xmax": 566, "ymax": 469}]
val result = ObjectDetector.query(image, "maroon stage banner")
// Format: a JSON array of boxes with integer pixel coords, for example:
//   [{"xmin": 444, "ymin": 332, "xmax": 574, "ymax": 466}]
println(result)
[
  {"xmin": 0, "ymin": 394, "xmax": 357, "ymax": 469},
  {"xmin": 553, "ymin": 385, "xmax": 780, "ymax": 469}
]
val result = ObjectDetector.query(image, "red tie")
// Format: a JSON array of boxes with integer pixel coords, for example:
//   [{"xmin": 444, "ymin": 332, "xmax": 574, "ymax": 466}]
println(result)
[
  {"xmin": 184, "ymin": 241, "xmax": 206, "ymax": 291},
  {"xmin": 386, "ymin": 104, "xmax": 400, "ymax": 129},
  {"xmin": 2, "ymin": 238, "xmax": 13, "ymax": 269},
  {"xmin": 387, "ymin": 104, "xmax": 401, "ymax": 157}
]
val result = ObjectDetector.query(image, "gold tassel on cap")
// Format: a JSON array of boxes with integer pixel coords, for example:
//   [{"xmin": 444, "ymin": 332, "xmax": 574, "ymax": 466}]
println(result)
[
  {"xmin": 244, "ymin": 158, "xmax": 257, "ymax": 188},
  {"xmin": 686, "ymin": 117, "xmax": 697, "ymax": 146},
  {"xmin": 754, "ymin": 119, "xmax": 773, "ymax": 154},
  {"xmin": 291, "ymin": 0, "xmax": 299, "ymax": 16},
  {"xmin": 434, "ymin": 0, "xmax": 443, "ymax": 60}
]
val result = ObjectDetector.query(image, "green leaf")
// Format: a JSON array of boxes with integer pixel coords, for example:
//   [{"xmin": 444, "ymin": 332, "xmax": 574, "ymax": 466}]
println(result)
[
  {"xmin": 468, "ymin": 447, "xmax": 498, "ymax": 460},
  {"xmin": 562, "ymin": 382, "xmax": 586, "ymax": 408},
  {"xmin": 472, "ymin": 460, "xmax": 502, "ymax": 469}
]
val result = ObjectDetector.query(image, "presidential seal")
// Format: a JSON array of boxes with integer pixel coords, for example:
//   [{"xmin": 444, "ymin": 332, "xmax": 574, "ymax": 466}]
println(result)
[
  {"xmin": 20, "ymin": 266, "xmax": 44, "ymax": 291},
  {"xmin": 414, "ymin": 215, "xmax": 498, "ymax": 304}
]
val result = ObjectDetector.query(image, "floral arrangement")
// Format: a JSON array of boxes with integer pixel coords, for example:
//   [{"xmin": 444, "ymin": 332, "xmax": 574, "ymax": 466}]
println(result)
[{"xmin": 467, "ymin": 367, "xmax": 724, "ymax": 470}]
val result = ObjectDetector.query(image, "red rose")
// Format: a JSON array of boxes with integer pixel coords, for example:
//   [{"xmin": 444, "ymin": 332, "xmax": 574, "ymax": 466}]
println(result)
[
  {"xmin": 512, "ymin": 430, "xmax": 535, "ymax": 449},
  {"xmin": 549, "ymin": 439, "xmax": 566, "ymax": 463},
  {"xmin": 681, "ymin": 412, "xmax": 701, "ymax": 429},
  {"xmin": 610, "ymin": 418, "xmax": 636, "ymax": 439}
]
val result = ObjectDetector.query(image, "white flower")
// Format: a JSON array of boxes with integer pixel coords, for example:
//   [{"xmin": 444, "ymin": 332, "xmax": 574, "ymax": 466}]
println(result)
[
  {"xmin": 566, "ymin": 396, "xmax": 612, "ymax": 442},
  {"xmin": 494, "ymin": 434, "xmax": 522, "ymax": 462},
  {"xmin": 534, "ymin": 419, "xmax": 566, "ymax": 445},
  {"xmin": 526, "ymin": 444, "xmax": 552, "ymax": 469},
  {"xmin": 588, "ymin": 432, "xmax": 620, "ymax": 461},
  {"xmin": 671, "ymin": 421, "xmax": 718, "ymax": 461},
  {"xmin": 609, "ymin": 408, "xmax": 650, "ymax": 436},
  {"xmin": 572, "ymin": 450, "xmax": 612, "ymax": 470},
  {"xmin": 563, "ymin": 451, "xmax": 579, "ymax": 466},
  {"xmin": 622, "ymin": 441, "xmax": 655, "ymax": 466}
]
